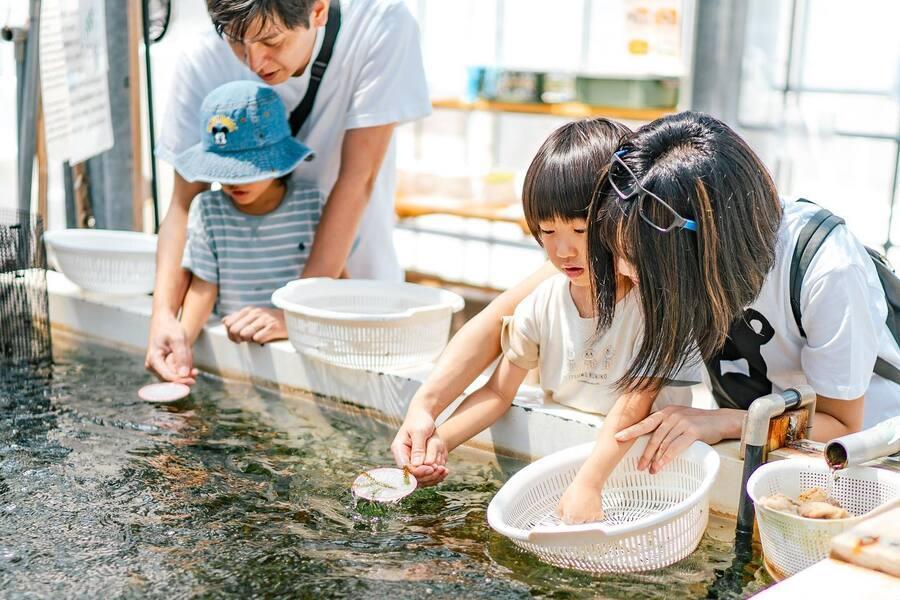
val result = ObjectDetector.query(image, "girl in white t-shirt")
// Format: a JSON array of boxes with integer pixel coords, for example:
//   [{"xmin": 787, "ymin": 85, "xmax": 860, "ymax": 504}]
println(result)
[{"xmin": 427, "ymin": 119, "xmax": 697, "ymax": 525}]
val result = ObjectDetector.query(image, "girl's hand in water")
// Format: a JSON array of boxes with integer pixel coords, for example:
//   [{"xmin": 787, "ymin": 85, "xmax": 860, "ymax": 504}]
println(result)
[
  {"xmin": 391, "ymin": 409, "xmax": 449, "ymax": 486},
  {"xmin": 415, "ymin": 433, "xmax": 449, "ymax": 488},
  {"xmin": 555, "ymin": 478, "xmax": 604, "ymax": 524},
  {"xmin": 614, "ymin": 406, "xmax": 744, "ymax": 474}
]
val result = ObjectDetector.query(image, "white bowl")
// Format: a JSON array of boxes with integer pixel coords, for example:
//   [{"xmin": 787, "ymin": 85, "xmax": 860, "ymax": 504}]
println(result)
[
  {"xmin": 272, "ymin": 278, "xmax": 465, "ymax": 370},
  {"xmin": 43, "ymin": 229, "xmax": 157, "ymax": 295}
]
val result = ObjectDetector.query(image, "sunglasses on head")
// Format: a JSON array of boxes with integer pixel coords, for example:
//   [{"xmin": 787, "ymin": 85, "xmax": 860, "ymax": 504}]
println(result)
[{"xmin": 607, "ymin": 150, "xmax": 698, "ymax": 234}]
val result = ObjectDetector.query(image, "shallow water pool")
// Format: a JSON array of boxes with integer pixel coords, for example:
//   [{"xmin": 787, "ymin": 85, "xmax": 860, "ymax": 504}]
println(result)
[{"xmin": 0, "ymin": 337, "xmax": 772, "ymax": 598}]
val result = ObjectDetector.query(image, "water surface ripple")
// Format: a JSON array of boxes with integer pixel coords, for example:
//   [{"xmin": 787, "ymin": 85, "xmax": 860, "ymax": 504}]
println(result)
[{"xmin": 0, "ymin": 340, "xmax": 770, "ymax": 598}]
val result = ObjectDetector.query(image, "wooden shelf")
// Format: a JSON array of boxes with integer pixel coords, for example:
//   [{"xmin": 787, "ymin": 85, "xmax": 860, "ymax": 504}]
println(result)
[
  {"xmin": 404, "ymin": 100, "xmax": 673, "ymax": 233},
  {"xmin": 395, "ymin": 195, "xmax": 528, "ymax": 232},
  {"xmin": 431, "ymin": 98, "xmax": 673, "ymax": 122}
]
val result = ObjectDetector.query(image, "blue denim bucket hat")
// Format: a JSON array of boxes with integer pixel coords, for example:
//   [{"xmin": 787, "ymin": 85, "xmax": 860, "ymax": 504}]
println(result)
[{"xmin": 173, "ymin": 81, "xmax": 314, "ymax": 184}]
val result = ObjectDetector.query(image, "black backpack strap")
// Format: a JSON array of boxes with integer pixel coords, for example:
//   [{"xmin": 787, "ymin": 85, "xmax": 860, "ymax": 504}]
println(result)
[
  {"xmin": 875, "ymin": 357, "xmax": 900, "ymax": 384},
  {"xmin": 790, "ymin": 203, "xmax": 900, "ymax": 385},
  {"xmin": 789, "ymin": 205, "xmax": 845, "ymax": 337},
  {"xmin": 289, "ymin": 1, "xmax": 341, "ymax": 137}
]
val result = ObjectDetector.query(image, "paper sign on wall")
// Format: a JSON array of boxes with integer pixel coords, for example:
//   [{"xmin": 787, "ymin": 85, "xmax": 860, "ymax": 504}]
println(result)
[{"xmin": 40, "ymin": 0, "xmax": 113, "ymax": 165}]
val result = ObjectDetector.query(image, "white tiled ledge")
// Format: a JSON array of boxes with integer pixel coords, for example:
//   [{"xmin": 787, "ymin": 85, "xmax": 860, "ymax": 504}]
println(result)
[{"xmin": 47, "ymin": 271, "xmax": 743, "ymax": 517}]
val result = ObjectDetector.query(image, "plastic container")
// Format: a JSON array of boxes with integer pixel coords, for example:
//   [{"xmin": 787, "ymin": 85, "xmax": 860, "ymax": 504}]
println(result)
[
  {"xmin": 575, "ymin": 76, "xmax": 679, "ymax": 108},
  {"xmin": 43, "ymin": 228, "xmax": 157, "ymax": 295},
  {"xmin": 492, "ymin": 70, "xmax": 544, "ymax": 104},
  {"xmin": 747, "ymin": 457, "xmax": 900, "ymax": 580},
  {"xmin": 271, "ymin": 278, "xmax": 465, "ymax": 371},
  {"xmin": 487, "ymin": 437, "xmax": 720, "ymax": 573},
  {"xmin": 541, "ymin": 72, "xmax": 577, "ymax": 104}
]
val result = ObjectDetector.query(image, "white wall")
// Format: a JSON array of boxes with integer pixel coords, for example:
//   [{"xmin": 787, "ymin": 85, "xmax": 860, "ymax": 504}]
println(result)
[{"xmin": 0, "ymin": 0, "xmax": 28, "ymax": 213}]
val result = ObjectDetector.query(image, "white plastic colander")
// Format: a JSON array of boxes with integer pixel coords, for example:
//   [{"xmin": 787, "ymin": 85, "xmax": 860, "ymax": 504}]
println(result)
[
  {"xmin": 747, "ymin": 457, "xmax": 900, "ymax": 580},
  {"xmin": 487, "ymin": 437, "xmax": 721, "ymax": 573},
  {"xmin": 271, "ymin": 278, "xmax": 464, "ymax": 371},
  {"xmin": 43, "ymin": 229, "xmax": 157, "ymax": 295}
]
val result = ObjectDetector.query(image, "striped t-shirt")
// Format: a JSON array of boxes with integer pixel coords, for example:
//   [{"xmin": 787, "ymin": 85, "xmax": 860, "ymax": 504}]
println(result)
[{"xmin": 182, "ymin": 182, "xmax": 324, "ymax": 316}]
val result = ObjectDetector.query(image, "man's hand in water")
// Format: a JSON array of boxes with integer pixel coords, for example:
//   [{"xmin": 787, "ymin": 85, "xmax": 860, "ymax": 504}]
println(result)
[
  {"xmin": 145, "ymin": 312, "xmax": 198, "ymax": 385},
  {"xmin": 222, "ymin": 307, "xmax": 287, "ymax": 344},
  {"xmin": 391, "ymin": 408, "xmax": 448, "ymax": 486}
]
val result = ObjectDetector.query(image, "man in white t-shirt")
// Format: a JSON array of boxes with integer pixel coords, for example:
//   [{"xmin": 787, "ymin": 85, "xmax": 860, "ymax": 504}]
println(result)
[{"xmin": 147, "ymin": 0, "xmax": 431, "ymax": 383}]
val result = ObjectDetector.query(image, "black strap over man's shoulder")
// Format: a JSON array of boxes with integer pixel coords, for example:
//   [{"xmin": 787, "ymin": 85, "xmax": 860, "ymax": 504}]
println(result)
[{"xmin": 289, "ymin": 1, "xmax": 342, "ymax": 137}]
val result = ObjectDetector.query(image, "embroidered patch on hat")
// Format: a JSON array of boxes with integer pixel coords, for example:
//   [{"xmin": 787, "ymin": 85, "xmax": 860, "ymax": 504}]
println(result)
[{"xmin": 207, "ymin": 115, "xmax": 238, "ymax": 146}]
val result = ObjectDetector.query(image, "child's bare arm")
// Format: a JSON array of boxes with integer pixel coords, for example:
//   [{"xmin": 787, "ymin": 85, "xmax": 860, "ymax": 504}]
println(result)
[
  {"xmin": 436, "ymin": 356, "xmax": 530, "ymax": 452},
  {"xmin": 180, "ymin": 275, "xmax": 217, "ymax": 345},
  {"xmin": 579, "ymin": 389, "xmax": 657, "ymax": 485},
  {"xmin": 556, "ymin": 387, "xmax": 658, "ymax": 523}
]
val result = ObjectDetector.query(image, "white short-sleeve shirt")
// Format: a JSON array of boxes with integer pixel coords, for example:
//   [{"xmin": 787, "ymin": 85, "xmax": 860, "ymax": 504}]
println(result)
[
  {"xmin": 501, "ymin": 274, "xmax": 698, "ymax": 415},
  {"xmin": 706, "ymin": 198, "xmax": 900, "ymax": 427},
  {"xmin": 156, "ymin": 0, "xmax": 432, "ymax": 281}
]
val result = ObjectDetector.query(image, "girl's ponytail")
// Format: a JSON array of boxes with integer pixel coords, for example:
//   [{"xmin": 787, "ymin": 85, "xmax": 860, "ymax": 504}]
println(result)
[{"xmin": 591, "ymin": 112, "xmax": 782, "ymax": 392}]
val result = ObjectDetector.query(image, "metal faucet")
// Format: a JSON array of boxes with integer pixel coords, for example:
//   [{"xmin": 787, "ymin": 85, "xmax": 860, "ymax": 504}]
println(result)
[
  {"xmin": 739, "ymin": 385, "xmax": 817, "ymax": 460},
  {"xmin": 825, "ymin": 415, "xmax": 900, "ymax": 470},
  {"xmin": 736, "ymin": 385, "xmax": 817, "ymax": 539}
]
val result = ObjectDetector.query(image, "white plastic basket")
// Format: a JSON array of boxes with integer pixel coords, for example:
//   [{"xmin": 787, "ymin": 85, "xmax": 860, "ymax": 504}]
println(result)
[
  {"xmin": 271, "ymin": 278, "xmax": 465, "ymax": 371},
  {"xmin": 747, "ymin": 457, "xmax": 900, "ymax": 580},
  {"xmin": 487, "ymin": 437, "xmax": 721, "ymax": 573},
  {"xmin": 43, "ymin": 229, "xmax": 157, "ymax": 295}
]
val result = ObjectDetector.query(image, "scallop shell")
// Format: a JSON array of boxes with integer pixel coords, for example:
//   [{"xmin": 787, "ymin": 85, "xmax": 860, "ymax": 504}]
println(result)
[
  {"xmin": 351, "ymin": 467, "xmax": 417, "ymax": 503},
  {"xmin": 138, "ymin": 382, "xmax": 191, "ymax": 403}
]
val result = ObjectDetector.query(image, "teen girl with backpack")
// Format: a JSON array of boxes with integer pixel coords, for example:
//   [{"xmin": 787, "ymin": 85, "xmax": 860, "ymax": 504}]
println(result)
[{"xmin": 595, "ymin": 111, "xmax": 900, "ymax": 472}]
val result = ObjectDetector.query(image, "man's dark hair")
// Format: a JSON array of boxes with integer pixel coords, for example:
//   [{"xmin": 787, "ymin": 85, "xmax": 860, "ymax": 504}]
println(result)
[{"xmin": 207, "ymin": 0, "xmax": 317, "ymax": 41}]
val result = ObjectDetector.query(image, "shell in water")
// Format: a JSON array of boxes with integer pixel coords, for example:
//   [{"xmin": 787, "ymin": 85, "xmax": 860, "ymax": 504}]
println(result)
[
  {"xmin": 138, "ymin": 382, "xmax": 191, "ymax": 403},
  {"xmin": 352, "ymin": 467, "xmax": 417, "ymax": 503}
]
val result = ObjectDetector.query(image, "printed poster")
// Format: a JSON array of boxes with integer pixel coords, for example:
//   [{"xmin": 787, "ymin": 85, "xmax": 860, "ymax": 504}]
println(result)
[{"xmin": 39, "ymin": 0, "xmax": 114, "ymax": 164}]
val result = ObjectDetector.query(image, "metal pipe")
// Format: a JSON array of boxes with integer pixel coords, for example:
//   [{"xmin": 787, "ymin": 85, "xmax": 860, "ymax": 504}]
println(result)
[
  {"xmin": 825, "ymin": 415, "xmax": 900, "ymax": 470},
  {"xmin": 142, "ymin": 0, "xmax": 160, "ymax": 231},
  {"xmin": 735, "ymin": 385, "xmax": 816, "ymax": 538},
  {"xmin": 883, "ymin": 102, "xmax": 900, "ymax": 253},
  {"xmin": 738, "ymin": 385, "xmax": 816, "ymax": 458},
  {"xmin": 736, "ymin": 445, "xmax": 765, "ymax": 538},
  {"xmin": 63, "ymin": 161, "xmax": 76, "ymax": 228},
  {"xmin": 1, "ymin": 26, "xmax": 28, "ymax": 139},
  {"xmin": 16, "ymin": 0, "xmax": 41, "ymax": 214},
  {"xmin": 705, "ymin": 528, "xmax": 754, "ymax": 598}
]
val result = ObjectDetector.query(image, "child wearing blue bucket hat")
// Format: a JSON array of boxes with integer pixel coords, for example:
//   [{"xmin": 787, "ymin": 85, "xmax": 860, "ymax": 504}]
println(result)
[{"xmin": 172, "ymin": 80, "xmax": 322, "ymax": 350}]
